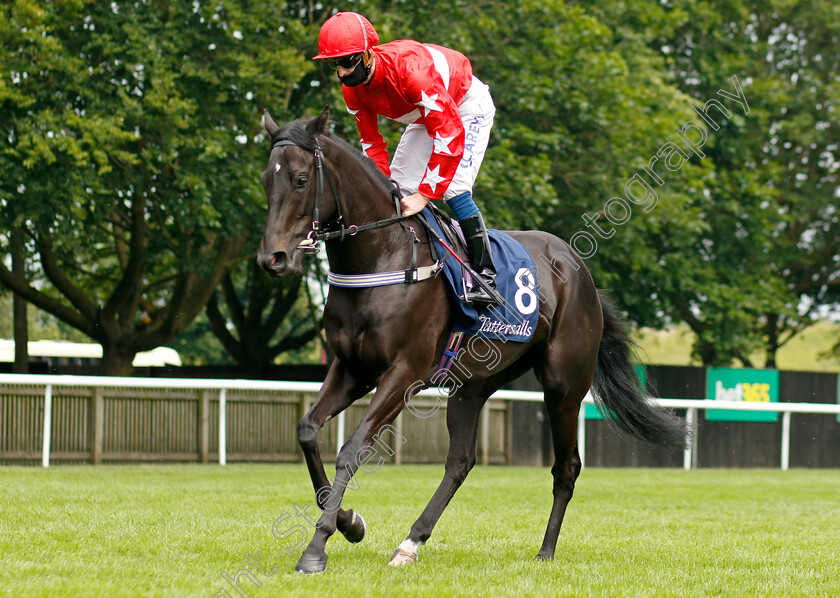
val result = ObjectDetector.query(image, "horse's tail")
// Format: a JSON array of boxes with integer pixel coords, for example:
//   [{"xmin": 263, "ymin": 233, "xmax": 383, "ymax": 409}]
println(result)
[{"xmin": 591, "ymin": 290, "xmax": 686, "ymax": 449}]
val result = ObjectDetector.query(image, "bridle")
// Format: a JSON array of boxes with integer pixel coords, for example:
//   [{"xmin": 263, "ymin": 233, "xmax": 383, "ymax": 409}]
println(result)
[
  {"xmin": 271, "ymin": 136, "xmax": 409, "ymax": 253},
  {"xmin": 269, "ymin": 135, "xmax": 445, "ymax": 287}
]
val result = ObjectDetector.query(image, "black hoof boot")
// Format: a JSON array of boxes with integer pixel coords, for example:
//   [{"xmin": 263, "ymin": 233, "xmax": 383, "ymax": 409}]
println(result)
[
  {"xmin": 295, "ymin": 548, "xmax": 328, "ymax": 574},
  {"xmin": 340, "ymin": 510, "xmax": 366, "ymax": 544}
]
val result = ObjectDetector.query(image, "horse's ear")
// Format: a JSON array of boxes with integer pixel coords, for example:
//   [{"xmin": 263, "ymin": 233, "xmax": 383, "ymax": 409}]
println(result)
[
  {"xmin": 264, "ymin": 110, "xmax": 280, "ymax": 136},
  {"xmin": 305, "ymin": 106, "xmax": 331, "ymax": 136}
]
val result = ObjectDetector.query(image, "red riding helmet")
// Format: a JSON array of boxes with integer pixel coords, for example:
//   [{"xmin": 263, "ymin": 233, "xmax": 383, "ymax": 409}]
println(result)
[{"xmin": 313, "ymin": 12, "xmax": 380, "ymax": 59}]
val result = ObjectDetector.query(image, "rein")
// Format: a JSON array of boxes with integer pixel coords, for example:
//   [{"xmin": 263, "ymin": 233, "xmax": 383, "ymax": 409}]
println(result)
[{"xmin": 271, "ymin": 136, "xmax": 445, "ymax": 287}]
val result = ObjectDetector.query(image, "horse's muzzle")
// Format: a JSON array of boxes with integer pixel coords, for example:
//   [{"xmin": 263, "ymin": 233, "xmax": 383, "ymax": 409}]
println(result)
[{"xmin": 257, "ymin": 249, "xmax": 293, "ymax": 278}]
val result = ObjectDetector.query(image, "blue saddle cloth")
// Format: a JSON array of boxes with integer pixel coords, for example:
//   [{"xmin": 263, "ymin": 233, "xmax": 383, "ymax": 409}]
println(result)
[{"xmin": 420, "ymin": 207, "xmax": 539, "ymax": 342}]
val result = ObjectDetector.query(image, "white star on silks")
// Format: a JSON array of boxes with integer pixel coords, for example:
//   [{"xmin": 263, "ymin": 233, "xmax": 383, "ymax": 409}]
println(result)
[
  {"xmin": 422, "ymin": 164, "xmax": 446, "ymax": 193},
  {"xmin": 346, "ymin": 107, "xmax": 360, "ymax": 120},
  {"xmin": 416, "ymin": 90, "xmax": 442, "ymax": 116},
  {"xmin": 433, "ymin": 133, "xmax": 456, "ymax": 155},
  {"xmin": 360, "ymin": 141, "xmax": 374, "ymax": 155}
]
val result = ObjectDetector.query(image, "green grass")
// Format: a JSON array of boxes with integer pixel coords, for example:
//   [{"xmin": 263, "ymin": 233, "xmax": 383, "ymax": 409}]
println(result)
[
  {"xmin": 2, "ymin": 465, "xmax": 839, "ymax": 597},
  {"xmin": 634, "ymin": 320, "xmax": 840, "ymax": 372}
]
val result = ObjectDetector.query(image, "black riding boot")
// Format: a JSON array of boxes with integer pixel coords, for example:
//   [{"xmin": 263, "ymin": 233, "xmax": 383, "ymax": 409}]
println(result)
[{"xmin": 460, "ymin": 213, "xmax": 499, "ymax": 307}]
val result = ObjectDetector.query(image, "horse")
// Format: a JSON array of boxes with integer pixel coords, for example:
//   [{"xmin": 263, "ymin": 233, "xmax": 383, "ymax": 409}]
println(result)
[{"xmin": 257, "ymin": 106, "xmax": 685, "ymax": 574}]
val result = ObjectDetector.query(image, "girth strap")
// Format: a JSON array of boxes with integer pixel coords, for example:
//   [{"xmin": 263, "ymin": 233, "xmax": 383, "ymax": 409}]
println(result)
[{"xmin": 327, "ymin": 262, "xmax": 444, "ymax": 288}]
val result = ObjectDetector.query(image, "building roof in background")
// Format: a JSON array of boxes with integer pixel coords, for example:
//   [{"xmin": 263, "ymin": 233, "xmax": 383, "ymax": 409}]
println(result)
[{"xmin": 0, "ymin": 340, "xmax": 181, "ymax": 367}]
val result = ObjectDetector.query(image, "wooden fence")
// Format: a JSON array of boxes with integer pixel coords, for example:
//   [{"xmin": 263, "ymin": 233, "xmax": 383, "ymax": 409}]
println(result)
[
  {"xmin": 3, "ymin": 373, "xmax": 839, "ymax": 469},
  {"xmin": 0, "ymin": 376, "xmax": 510, "ymax": 466}
]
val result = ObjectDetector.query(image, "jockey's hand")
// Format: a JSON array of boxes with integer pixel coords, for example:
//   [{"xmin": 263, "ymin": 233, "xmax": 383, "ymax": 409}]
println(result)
[{"xmin": 401, "ymin": 192, "xmax": 431, "ymax": 217}]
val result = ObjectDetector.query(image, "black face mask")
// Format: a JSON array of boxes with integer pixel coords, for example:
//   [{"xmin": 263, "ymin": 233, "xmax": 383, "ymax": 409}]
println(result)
[{"xmin": 339, "ymin": 60, "xmax": 370, "ymax": 87}]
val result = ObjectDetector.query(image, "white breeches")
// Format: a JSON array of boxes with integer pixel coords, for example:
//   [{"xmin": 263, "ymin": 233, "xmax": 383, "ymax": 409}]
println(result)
[{"xmin": 389, "ymin": 76, "xmax": 495, "ymax": 200}]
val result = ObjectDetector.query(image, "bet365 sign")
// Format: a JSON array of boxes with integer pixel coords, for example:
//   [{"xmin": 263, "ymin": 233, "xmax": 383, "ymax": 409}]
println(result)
[{"xmin": 706, "ymin": 368, "xmax": 779, "ymax": 422}]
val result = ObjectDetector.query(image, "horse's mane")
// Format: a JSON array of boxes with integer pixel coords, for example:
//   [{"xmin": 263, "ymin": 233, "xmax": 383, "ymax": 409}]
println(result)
[{"xmin": 271, "ymin": 119, "xmax": 395, "ymax": 198}]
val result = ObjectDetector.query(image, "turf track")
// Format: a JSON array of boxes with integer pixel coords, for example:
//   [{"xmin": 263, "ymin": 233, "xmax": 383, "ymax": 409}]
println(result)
[{"xmin": 2, "ymin": 465, "xmax": 838, "ymax": 597}]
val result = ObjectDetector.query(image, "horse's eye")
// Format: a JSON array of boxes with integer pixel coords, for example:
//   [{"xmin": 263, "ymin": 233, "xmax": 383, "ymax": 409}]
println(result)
[{"xmin": 295, "ymin": 175, "xmax": 308, "ymax": 189}]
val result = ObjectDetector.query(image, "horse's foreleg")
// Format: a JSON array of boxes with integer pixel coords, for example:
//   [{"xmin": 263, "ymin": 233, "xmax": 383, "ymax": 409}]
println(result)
[
  {"xmin": 296, "ymin": 367, "xmax": 418, "ymax": 574},
  {"xmin": 298, "ymin": 360, "xmax": 371, "ymax": 546},
  {"xmin": 389, "ymin": 390, "xmax": 486, "ymax": 567}
]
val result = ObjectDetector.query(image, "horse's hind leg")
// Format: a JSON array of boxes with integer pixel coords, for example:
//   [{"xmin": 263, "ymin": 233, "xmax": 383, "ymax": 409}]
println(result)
[
  {"xmin": 536, "ymin": 386, "xmax": 585, "ymax": 560},
  {"xmin": 389, "ymin": 387, "xmax": 487, "ymax": 566}
]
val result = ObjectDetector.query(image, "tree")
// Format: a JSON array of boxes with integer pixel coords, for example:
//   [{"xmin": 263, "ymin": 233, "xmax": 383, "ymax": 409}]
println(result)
[
  {"xmin": 378, "ymin": 1, "xmax": 714, "ymax": 332},
  {"xmin": 204, "ymin": 259, "xmax": 320, "ymax": 368},
  {"xmin": 263, "ymin": 1, "xmax": 840, "ymax": 367},
  {"xmin": 0, "ymin": 1, "xmax": 312, "ymax": 374},
  {"xmin": 649, "ymin": 0, "xmax": 840, "ymax": 366},
  {"xmin": 9, "ymin": 227, "xmax": 28, "ymax": 372}
]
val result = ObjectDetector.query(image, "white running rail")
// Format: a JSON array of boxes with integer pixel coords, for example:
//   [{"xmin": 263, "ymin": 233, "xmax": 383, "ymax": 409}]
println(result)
[{"xmin": 2, "ymin": 374, "xmax": 837, "ymax": 471}]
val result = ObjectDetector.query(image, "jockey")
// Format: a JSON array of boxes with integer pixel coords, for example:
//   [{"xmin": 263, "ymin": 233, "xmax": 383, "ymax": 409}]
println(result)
[{"xmin": 313, "ymin": 11, "xmax": 499, "ymax": 306}]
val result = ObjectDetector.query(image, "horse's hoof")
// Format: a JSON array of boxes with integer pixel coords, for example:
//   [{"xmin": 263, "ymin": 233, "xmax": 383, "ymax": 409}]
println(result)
[
  {"xmin": 388, "ymin": 548, "xmax": 418, "ymax": 567},
  {"xmin": 535, "ymin": 551, "xmax": 554, "ymax": 561},
  {"xmin": 341, "ymin": 510, "xmax": 366, "ymax": 544},
  {"xmin": 295, "ymin": 550, "xmax": 328, "ymax": 574}
]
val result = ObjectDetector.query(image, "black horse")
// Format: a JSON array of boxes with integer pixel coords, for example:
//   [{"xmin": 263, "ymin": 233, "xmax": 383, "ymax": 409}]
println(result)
[{"xmin": 257, "ymin": 107, "xmax": 684, "ymax": 573}]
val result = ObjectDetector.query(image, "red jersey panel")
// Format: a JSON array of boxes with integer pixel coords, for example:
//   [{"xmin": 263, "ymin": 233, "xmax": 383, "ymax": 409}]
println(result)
[{"xmin": 342, "ymin": 40, "xmax": 473, "ymax": 200}]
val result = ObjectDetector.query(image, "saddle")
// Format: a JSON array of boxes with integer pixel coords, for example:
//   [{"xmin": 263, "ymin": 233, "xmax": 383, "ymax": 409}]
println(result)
[
  {"xmin": 424, "ymin": 203, "xmax": 469, "ymax": 263},
  {"xmin": 390, "ymin": 183, "xmax": 539, "ymax": 345},
  {"xmin": 389, "ymin": 181, "xmax": 470, "ymax": 276},
  {"xmin": 419, "ymin": 212, "xmax": 540, "ymax": 343}
]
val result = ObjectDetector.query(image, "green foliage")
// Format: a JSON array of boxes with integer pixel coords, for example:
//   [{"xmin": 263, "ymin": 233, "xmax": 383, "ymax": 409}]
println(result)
[
  {"xmin": 0, "ymin": 1, "xmax": 314, "ymax": 373},
  {"xmin": 369, "ymin": 1, "xmax": 714, "ymax": 333},
  {"xmin": 203, "ymin": 259, "xmax": 321, "ymax": 367},
  {"xmin": 1, "ymin": 0, "xmax": 837, "ymax": 369},
  {"xmin": 0, "ymin": 293, "xmax": 89, "ymax": 343},
  {"xmin": 647, "ymin": 0, "xmax": 840, "ymax": 365},
  {"xmin": 167, "ymin": 309, "xmax": 231, "ymax": 366}
]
